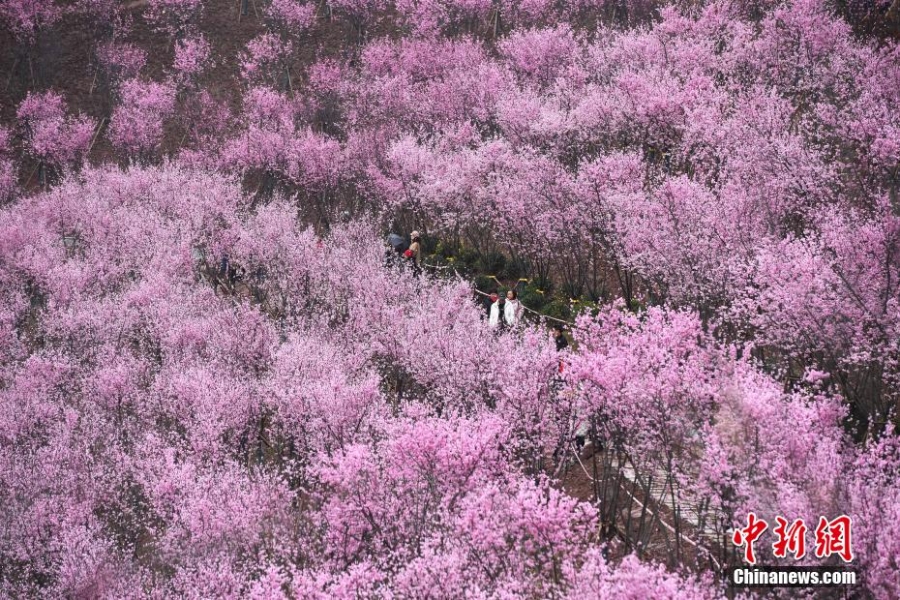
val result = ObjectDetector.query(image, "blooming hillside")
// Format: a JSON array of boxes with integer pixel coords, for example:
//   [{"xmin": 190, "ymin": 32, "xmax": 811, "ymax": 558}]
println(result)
[{"xmin": 1, "ymin": 0, "xmax": 899, "ymax": 597}]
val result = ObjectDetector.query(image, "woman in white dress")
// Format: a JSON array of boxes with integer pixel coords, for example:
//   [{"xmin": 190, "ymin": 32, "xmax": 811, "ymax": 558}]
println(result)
[
  {"xmin": 488, "ymin": 292, "xmax": 502, "ymax": 328},
  {"xmin": 504, "ymin": 289, "xmax": 524, "ymax": 328}
]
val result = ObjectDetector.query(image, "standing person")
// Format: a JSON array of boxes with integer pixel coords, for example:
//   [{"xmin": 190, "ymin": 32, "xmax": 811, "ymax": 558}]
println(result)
[
  {"xmin": 552, "ymin": 325, "xmax": 569, "ymax": 351},
  {"xmin": 488, "ymin": 292, "xmax": 502, "ymax": 328},
  {"xmin": 504, "ymin": 289, "xmax": 524, "ymax": 328},
  {"xmin": 408, "ymin": 231, "xmax": 422, "ymax": 266},
  {"xmin": 552, "ymin": 324, "xmax": 569, "ymax": 374},
  {"xmin": 404, "ymin": 230, "xmax": 422, "ymax": 276},
  {"xmin": 385, "ymin": 233, "xmax": 407, "ymax": 268}
]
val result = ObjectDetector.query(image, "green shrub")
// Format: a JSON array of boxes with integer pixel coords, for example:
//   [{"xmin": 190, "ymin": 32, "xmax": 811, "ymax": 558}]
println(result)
[
  {"xmin": 474, "ymin": 275, "xmax": 496, "ymax": 294},
  {"xmin": 542, "ymin": 295, "xmax": 573, "ymax": 322},
  {"xmin": 518, "ymin": 283, "xmax": 548, "ymax": 311},
  {"xmin": 476, "ymin": 251, "xmax": 506, "ymax": 277},
  {"xmin": 457, "ymin": 245, "xmax": 479, "ymax": 268},
  {"xmin": 502, "ymin": 256, "xmax": 527, "ymax": 280}
]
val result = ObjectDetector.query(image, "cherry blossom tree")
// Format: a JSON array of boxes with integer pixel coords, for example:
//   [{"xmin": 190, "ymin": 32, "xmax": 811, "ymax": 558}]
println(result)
[
  {"xmin": 0, "ymin": 128, "xmax": 17, "ymax": 203},
  {"xmin": 108, "ymin": 79, "xmax": 177, "ymax": 163},
  {"xmin": 0, "ymin": 0, "xmax": 62, "ymax": 47},
  {"xmin": 95, "ymin": 41, "xmax": 148, "ymax": 85},
  {"xmin": 265, "ymin": 0, "xmax": 316, "ymax": 37},
  {"xmin": 0, "ymin": 165, "xmax": 721, "ymax": 596},
  {"xmin": 240, "ymin": 34, "xmax": 295, "ymax": 90},
  {"xmin": 16, "ymin": 91, "xmax": 95, "ymax": 185},
  {"xmin": 172, "ymin": 35, "xmax": 212, "ymax": 89},
  {"xmin": 0, "ymin": 0, "xmax": 898, "ymax": 596},
  {"xmin": 145, "ymin": 0, "xmax": 202, "ymax": 37},
  {"xmin": 327, "ymin": 0, "xmax": 390, "ymax": 42}
]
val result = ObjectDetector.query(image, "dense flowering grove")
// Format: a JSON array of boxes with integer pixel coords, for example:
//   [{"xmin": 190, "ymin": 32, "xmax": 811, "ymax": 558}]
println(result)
[{"xmin": 1, "ymin": 0, "xmax": 900, "ymax": 597}]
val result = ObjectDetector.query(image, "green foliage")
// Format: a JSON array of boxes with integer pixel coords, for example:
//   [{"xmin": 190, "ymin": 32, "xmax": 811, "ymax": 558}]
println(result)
[
  {"xmin": 474, "ymin": 274, "xmax": 496, "ymax": 294},
  {"xmin": 517, "ymin": 282, "xmax": 548, "ymax": 311},
  {"xmin": 433, "ymin": 240, "xmax": 452, "ymax": 259},
  {"xmin": 628, "ymin": 297, "xmax": 647, "ymax": 313},
  {"xmin": 501, "ymin": 256, "xmax": 527, "ymax": 280},
  {"xmin": 541, "ymin": 294, "xmax": 573, "ymax": 322},
  {"xmin": 421, "ymin": 234, "xmax": 438, "ymax": 255},
  {"xmin": 476, "ymin": 250, "xmax": 506, "ymax": 277},
  {"xmin": 457, "ymin": 245, "xmax": 480, "ymax": 269},
  {"xmin": 571, "ymin": 297, "xmax": 600, "ymax": 320}
]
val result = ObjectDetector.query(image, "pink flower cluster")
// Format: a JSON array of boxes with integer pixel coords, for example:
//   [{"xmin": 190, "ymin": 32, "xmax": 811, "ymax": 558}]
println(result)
[
  {"xmin": 0, "ymin": 0, "xmax": 62, "ymax": 43},
  {"xmin": 1, "ymin": 0, "xmax": 899, "ymax": 596},
  {"xmin": 108, "ymin": 79, "xmax": 177, "ymax": 161},
  {"xmin": 16, "ymin": 91, "xmax": 95, "ymax": 171}
]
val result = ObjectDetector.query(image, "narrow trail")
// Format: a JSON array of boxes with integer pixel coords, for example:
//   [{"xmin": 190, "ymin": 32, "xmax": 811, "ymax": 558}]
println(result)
[{"xmin": 561, "ymin": 445, "xmax": 729, "ymax": 570}]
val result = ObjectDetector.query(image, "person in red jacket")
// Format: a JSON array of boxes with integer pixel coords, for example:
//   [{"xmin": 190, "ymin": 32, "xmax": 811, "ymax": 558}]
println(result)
[
  {"xmin": 404, "ymin": 230, "xmax": 422, "ymax": 276},
  {"xmin": 553, "ymin": 325, "xmax": 568, "ymax": 374}
]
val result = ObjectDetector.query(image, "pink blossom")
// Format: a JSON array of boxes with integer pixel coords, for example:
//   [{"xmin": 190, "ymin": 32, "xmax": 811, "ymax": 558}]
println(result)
[
  {"xmin": 240, "ymin": 34, "xmax": 294, "ymax": 87},
  {"xmin": 16, "ymin": 91, "xmax": 95, "ymax": 171},
  {"xmin": 145, "ymin": 0, "xmax": 202, "ymax": 35},
  {"xmin": 96, "ymin": 41, "xmax": 148, "ymax": 81},
  {"xmin": 172, "ymin": 35, "xmax": 212, "ymax": 85},
  {"xmin": 108, "ymin": 79, "xmax": 177, "ymax": 160},
  {"xmin": 0, "ymin": 127, "xmax": 16, "ymax": 201},
  {"xmin": 0, "ymin": 0, "xmax": 62, "ymax": 43},
  {"xmin": 267, "ymin": 0, "xmax": 315, "ymax": 32}
]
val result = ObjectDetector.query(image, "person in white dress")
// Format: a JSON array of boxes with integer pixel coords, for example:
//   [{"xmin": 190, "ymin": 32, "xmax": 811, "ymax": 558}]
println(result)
[
  {"xmin": 488, "ymin": 292, "xmax": 502, "ymax": 328},
  {"xmin": 504, "ymin": 289, "xmax": 524, "ymax": 328}
]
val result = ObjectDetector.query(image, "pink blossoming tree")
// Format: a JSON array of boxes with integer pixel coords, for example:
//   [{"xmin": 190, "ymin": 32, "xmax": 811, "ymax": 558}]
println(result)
[
  {"xmin": 16, "ymin": 91, "xmax": 95, "ymax": 185},
  {"xmin": 108, "ymin": 79, "xmax": 177, "ymax": 163}
]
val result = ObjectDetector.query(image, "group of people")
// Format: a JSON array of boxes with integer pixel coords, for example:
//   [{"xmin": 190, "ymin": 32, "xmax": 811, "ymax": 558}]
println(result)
[
  {"xmin": 487, "ymin": 289, "xmax": 525, "ymax": 329},
  {"xmin": 488, "ymin": 290, "xmax": 570, "ymax": 372},
  {"xmin": 384, "ymin": 230, "xmax": 422, "ymax": 274},
  {"xmin": 383, "ymin": 229, "xmax": 571, "ymax": 351},
  {"xmin": 487, "ymin": 290, "xmax": 570, "ymax": 349}
]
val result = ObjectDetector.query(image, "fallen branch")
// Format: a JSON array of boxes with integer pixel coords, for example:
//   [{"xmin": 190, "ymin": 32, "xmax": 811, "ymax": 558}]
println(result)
[{"xmin": 88, "ymin": 118, "xmax": 107, "ymax": 154}]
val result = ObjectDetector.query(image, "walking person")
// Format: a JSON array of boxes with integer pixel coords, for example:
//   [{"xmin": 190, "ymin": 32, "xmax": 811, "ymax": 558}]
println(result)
[{"xmin": 504, "ymin": 289, "xmax": 524, "ymax": 328}]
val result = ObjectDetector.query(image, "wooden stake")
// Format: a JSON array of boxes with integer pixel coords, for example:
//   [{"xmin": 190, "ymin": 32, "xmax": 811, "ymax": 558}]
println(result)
[{"xmin": 89, "ymin": 69, "xmax": 99, "ymax": 96}]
